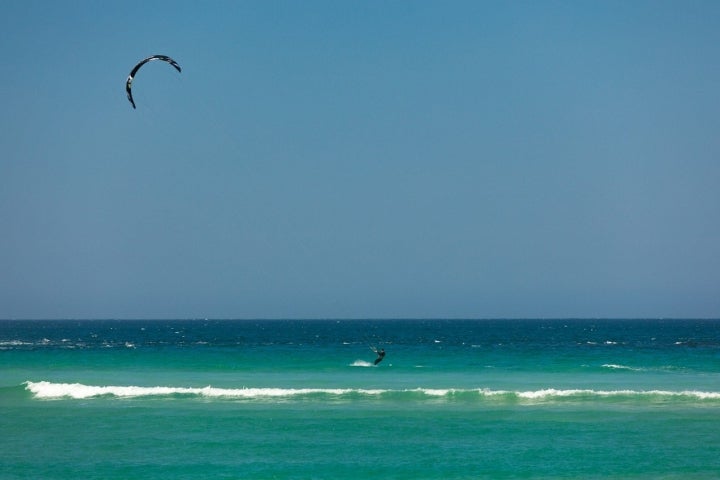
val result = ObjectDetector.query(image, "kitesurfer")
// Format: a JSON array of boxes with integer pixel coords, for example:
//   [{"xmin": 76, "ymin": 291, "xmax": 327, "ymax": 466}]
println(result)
[{"xmin": 373, "ymin": 348, "xmax": 386, "ymax": 365}]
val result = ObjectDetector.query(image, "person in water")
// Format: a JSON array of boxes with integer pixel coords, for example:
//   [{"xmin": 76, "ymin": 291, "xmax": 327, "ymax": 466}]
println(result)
[{"xmin": 374, "ymin": 348, "xmax": 386, "ymax": 365}]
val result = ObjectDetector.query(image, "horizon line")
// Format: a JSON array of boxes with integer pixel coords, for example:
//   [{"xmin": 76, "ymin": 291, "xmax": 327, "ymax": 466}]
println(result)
[{"xmin": 2, "ymin": 317, "xmax": 719, "ymax": 322}]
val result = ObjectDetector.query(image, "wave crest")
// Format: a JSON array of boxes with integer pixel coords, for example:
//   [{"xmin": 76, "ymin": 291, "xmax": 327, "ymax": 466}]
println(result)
[{"xmin": 23, "ymin": 381, "xmax": 720, "ymax": 403}]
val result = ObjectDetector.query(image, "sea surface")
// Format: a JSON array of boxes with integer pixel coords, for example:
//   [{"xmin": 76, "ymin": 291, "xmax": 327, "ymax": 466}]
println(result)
[{"xmin": 1, "ymin": 319, "xmax": 719, "ymax": 479}]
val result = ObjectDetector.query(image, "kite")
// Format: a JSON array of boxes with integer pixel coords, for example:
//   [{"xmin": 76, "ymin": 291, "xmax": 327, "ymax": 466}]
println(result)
[{"xmin": 126, "ymin": 55, "xmax": 182, "ymax": 109}]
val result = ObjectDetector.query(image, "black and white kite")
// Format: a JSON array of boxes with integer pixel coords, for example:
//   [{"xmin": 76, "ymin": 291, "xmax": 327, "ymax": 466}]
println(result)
[{"xmin": 125, "ymin": 55, "xmax": 182, "ymax": 109}]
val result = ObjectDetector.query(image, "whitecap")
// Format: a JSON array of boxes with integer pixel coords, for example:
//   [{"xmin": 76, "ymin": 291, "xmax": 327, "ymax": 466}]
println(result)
[
  {"xmin": 0, "ymin": 340, "xmax": 31, "ymax": 346},
  {"xmin": 350, "ymin": 360, "xmax": 374, "ymax": 367},
  {"xmin": 417, "ymin": 388, "xmax": 450, "ymax": 396},
  {"xmin": 24, "ymin": 381, "xmax": 385, "ymax": 399},
  {"xmin": 24, "ymin": 382, "xmax": 720, "ymax": 403},
  {"xmin": 602, "ymin": 364, "xmax": 644, "ymax": 371}
]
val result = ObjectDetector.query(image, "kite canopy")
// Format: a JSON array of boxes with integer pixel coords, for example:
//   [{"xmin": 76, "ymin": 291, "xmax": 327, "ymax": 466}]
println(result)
[{"xmin": 126, "ymin": 55, "xmax": 182, "ymax": 109}]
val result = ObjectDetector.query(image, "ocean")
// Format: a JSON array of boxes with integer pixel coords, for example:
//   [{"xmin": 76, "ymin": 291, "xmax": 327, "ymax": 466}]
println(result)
[{"xmin": 1, "ymin": 319, "xmax": 719, "ymax": 479}]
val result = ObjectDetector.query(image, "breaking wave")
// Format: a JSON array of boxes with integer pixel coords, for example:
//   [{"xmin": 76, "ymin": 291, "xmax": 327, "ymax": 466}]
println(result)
[
  {"xmin": 24, "ymin": 381, "xmax": 720, "ymax": 404},
  {"xmin": 602, "ymin": 364, "xmax": 646, "ymax": 371}
]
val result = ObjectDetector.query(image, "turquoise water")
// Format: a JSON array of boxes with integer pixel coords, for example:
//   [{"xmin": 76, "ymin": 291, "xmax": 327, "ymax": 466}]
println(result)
[{"xmin": 2, "ymin": 319, "xmax": 720, "ymax": 479}]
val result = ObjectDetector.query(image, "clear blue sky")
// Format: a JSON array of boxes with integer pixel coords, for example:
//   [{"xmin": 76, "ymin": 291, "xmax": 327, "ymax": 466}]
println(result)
[{"xmin": 1, "ymin": 1, "xmax": 719, "ymax": 319}]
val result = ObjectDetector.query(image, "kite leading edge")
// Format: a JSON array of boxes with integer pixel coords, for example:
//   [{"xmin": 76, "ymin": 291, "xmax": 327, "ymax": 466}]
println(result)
[{"xmin": 126, "ymin": 55, "xmax": 182, "ymax": 109}]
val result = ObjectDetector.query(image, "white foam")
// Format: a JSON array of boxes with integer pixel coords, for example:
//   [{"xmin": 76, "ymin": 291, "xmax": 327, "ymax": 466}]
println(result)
[
  {"xmin": 667, "ymin": 390, "xmax": 720, "ymax": 400},
  {"xmin": 515, "ymin": 388, "xmax": 588, "ymax": 399},
  {"xmin": 23, "ymin": 381, "xmax": 720, "ymax": 402},
  {"xmin": 0, "ymin": 340, "xmax": 31, "ymax": 346},
  {"xmin": 24, "ymin": 381, "xmax": 385, "ymax": 399},
  {"xmin": 415, "ymin": 388, "xmax": 450, "ymax": 396},
  {"xmin": 511, "ymin": 388, "xmax": 720, "ymax": 400},
  {"xmin": 602, "ymin": 364, "xmax": 644, "ymax": 371},
  {"xmin": 350, "ymin": 360, "xmax": 374, "ymax": 367}
]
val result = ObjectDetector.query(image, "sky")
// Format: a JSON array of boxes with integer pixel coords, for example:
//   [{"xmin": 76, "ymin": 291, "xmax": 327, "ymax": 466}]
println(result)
[{"xmin": 1, "ymin": 0, "xmax": 719, "ymax": 319}]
